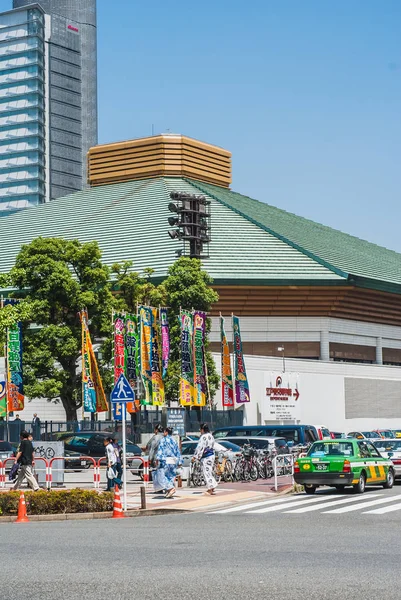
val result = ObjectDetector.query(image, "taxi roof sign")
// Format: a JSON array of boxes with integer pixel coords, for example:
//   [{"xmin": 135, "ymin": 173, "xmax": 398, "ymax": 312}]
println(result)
[{"xmin": 111, "ymin": 374, "xmax": 135, "ymax": 403}]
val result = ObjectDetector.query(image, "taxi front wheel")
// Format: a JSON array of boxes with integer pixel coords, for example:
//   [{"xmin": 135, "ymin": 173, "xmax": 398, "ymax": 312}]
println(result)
[
  {"xmin": 383, "ymin": 469, "xmax": 395, "ymax": 489},
  {"xmin": 353, "ymin": 472, "xmax": 366, "ymax": 494},
  {"xmin": 304, "ymin": 485, "xmax": 317, "ymax": 495}
]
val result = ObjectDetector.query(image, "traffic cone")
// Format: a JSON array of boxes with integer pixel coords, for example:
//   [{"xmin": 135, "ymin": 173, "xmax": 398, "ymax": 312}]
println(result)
[
  {"xmin": 112, "ymin": 485, "xmax": 124, "ymax": 519},
  {"xmin": 15, "ymin": 491, "xmax": 29, "ymax": 524}
]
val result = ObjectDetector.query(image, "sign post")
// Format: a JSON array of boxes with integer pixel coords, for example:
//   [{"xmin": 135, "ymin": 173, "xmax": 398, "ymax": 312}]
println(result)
[{"xmin": 111, "ymin": 373, "xmax": 135, "ymax": 511}]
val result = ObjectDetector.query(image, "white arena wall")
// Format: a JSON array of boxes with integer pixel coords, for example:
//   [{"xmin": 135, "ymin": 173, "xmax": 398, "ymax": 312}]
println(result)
[{"xmin": 212, "ymin": 353, "xmax": 401, "ymax": 434}]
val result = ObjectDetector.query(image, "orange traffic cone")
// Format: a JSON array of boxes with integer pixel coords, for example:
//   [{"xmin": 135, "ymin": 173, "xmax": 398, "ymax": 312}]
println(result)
[
  {"xmin": 112, "ymin": 485, "xmax": 124, "ymax": 519},
  {"xmin": 15, "ymin": 491, "xmax": 29, "ymax": 524}
]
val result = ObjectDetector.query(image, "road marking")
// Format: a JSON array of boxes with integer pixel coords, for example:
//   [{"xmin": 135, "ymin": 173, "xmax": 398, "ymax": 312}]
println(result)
[
  {"xmin": 323, "ymin": 495, "xmax": 401, "ymax": 514},
  {"xmin": 246, "ymin": 495, "xmax": 342, "ymax": 514},
  {"xmin": 284, "ymin": 494, "xmax": 383, "ymax": 513},
  {"xmin": 208, "ymin": 495, "xmax": 302, "ymax": 514},
  {"xmin": 364, "ymin": 502, "xmax": 401, "ymax": 515}
]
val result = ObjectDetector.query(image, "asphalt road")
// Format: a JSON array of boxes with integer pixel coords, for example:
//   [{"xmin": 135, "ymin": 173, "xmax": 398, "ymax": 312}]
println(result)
[{"xmin": 2, "ymin": 487, "xmax": 401, "ymax": 600}]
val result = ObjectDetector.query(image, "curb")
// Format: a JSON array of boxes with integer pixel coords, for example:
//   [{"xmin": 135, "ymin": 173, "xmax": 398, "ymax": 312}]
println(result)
[{"xmin": 0, "ymin": 507, "xmax": 189, "ymax": 524}]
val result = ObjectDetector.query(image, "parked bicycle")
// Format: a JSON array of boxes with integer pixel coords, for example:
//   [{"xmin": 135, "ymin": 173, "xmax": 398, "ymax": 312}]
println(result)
[
  {"xmin": 215, "ymin": 452, "xmax": 233, "ymax": 482},
  {"xmin": 189, "ymin": 458, "xmax": 206, "ymax": 487},
  {"xmin": 233, "ymin": 444, "xmax": 258, "ymax": 481}
]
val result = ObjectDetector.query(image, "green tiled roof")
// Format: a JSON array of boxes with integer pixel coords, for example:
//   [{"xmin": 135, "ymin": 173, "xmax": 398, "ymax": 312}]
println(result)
[
  {"xmin": 0, "ymin": 176, "xmax": 399, "ymax": 293},
  {"xmin": 188, "ymin": 180, "xmax": 401, "ymax": 293}
]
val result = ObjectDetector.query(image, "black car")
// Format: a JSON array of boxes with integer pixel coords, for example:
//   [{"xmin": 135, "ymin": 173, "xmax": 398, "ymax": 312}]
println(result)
[{"xmin": 54, "ymin": 432, "xmax": 142, "ymax": 465}]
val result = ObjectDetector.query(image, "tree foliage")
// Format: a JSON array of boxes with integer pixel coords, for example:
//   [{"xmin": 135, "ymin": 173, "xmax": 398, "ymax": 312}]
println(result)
[
  {"xmin": 9, "ymin": 238, "xmax": 115, "ymax": 421},
  {"xmin": 162, "ymin": 257, "xmax": 220, "ymax": 405},
  {"xmin": 4, "ymin": 240, "xmax": 220, "ymax": 419}
]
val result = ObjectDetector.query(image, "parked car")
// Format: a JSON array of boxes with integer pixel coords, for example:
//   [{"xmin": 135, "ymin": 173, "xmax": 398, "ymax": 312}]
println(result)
[
  {"xmin": 221, "ymin": 436, "xmax": 289, "ymax": 455},
  {"xmin": 373, "ymin": 429, "xmax": 395, "ymax": 439},
  {"xmin": 294, "ymin": 438, "xmax": 395, "ymax": 494},
  {"xmin": 54, "ymin": 432, "xmax": 142, "ymax": 465},
  {"xmin": 64, "ymin": 449, "xmax": 91, "ymax": 471},
  {"xmin": 373, "ymin": 439, "xmax": 401, "ymax": 479},
  {"xmin": 317, "ymin": 426, "xmax": 333, "ymax": 440},
  {"xmin": 0, "ymin": 440, "xmax": 15, "ymax": 472},
  {"xmin": 346, "ymin": 431, "xmax": 382, "ymax": 440},
  {"xmin": 181, "ymin": 440, "xmax": 240, "ymax": 469},
  {"xmin": 330, "ymin": 432, "xmax": 345, "ymax": 439},
  {"xmin": 213, "ymin": 440, "xmax": 242, "ymax": 453},
  {"xmin": 213, "ymin": 425, "xmax": 318, "ymax": 445}
]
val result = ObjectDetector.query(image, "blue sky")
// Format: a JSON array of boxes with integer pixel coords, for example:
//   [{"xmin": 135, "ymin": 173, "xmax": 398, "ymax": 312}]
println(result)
[{"xmin": 2, "ymin": 0, "xmax": 400, "ymax": 251}]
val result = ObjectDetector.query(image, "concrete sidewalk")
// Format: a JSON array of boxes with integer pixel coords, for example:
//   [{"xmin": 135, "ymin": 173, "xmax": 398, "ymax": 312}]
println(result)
[{"xmin": 124, "ymin": 478, "xmax": 294, "ymax": 512}]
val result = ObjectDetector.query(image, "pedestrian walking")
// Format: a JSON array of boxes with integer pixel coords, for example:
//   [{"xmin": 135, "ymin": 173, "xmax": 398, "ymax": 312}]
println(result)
[
  {"xmin": 194, "ymin": 423, "xmax": 218, "ymax": 495},
  {"xmin": 155, "ymin": 427, "xmax": 182, "ymax": 498},
  {"xmin": 104, "ymin": 437, "xmax": 121, "ymax": 491},
  {"xmin": 146, "ymin": 424, "xmax": 164, "ymax": 493},
  {"xmin": 31, "ymin": 413, "xmax": 41, "ymax": 441},
  {"xmin": 13, "ymin": 430, "xmax": 40, "ymax": 491},
  {"xmin": 112, "ymin": 437, "xmax": 123, "ymax": 485}
]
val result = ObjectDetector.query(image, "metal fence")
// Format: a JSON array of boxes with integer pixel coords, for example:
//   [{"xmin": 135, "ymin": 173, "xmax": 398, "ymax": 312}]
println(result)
[{"xmin": 1, "ymin": 409, "xmax": 243, "ymax": 444}]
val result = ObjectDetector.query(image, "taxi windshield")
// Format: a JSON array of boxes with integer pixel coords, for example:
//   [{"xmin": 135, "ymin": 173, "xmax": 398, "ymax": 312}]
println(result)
[
  {"xmin": 308, "ymin": 442, "xmax": 355, "ymax": 458},
  {"xmin": 374, "ymin": 440, "xmax": 401, "ymax": 451}
]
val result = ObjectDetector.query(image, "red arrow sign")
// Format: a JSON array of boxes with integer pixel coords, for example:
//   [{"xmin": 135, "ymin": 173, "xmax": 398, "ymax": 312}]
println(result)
[{"xmin": 293, "ymin": 389, "xmax": 300, "ymax": 401}]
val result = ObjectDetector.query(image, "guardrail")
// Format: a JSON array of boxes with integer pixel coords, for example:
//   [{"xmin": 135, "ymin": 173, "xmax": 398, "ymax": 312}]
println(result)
[
  {"xmin": 272, "ymin": 453, "xmax": 294, "ymax": 491},
  {"xmin": 0, "ymin": 455, "xmax": 150, "ymax": 491}
]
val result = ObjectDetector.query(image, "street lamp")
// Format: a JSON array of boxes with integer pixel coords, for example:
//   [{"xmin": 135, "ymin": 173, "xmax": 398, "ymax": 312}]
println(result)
[{"xmin": 277, "ymin": 346, "xmax": 285, "ymax": 373}]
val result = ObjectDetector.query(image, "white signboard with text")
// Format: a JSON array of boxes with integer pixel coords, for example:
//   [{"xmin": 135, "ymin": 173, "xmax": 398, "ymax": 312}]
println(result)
[{"xmin": 264, "ymin": 372, "xmax": 300, "ymax": 422}]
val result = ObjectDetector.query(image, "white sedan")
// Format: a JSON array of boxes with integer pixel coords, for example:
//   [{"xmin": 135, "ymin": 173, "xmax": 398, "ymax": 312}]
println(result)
[{"xmin": 374, "ymin": 439, "xmax": 401, "ymax": 479}]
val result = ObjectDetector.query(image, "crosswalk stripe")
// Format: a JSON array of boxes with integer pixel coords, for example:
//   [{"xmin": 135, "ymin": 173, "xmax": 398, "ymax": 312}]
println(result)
[
  {"xmin": 245, "ymin": 495, "xmax": 341, "ymax": 514},
  {"xmin": 323, "ymin": 495, "xmax": 401, "ymax": 514},
  {"xmin": 364, "ymin": 502, "xmax": 401, "ymax": 515},
  {"xmin": 208, "ymin": 495, "xmax": 301, "ymax": 514},
  {"xmin": 284, "ymin": 494, "xmax": 383, "ymax": 513}
]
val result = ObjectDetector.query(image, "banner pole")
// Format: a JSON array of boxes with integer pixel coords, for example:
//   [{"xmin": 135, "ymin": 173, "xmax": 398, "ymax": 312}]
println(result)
[
  {"xmin": 231, "ymin": 313, "xmax": 237, "ymax": 405},
  {"xmin": 122, "ymin": 402, "xmax": 127, "ymax": 511}
]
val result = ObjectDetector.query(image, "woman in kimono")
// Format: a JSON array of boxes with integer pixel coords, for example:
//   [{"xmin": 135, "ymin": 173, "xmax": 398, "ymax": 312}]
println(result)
[
  {"xmin": 146, "ymin": 424, "xmax": 164, "ymax": 493},
  {"xmin": 155, "ymin": 427, "xmax": 183, "ymax": 498},
  {"xmin": 194, "ymin": 423, "xmax": 218, "ymax": 495}
]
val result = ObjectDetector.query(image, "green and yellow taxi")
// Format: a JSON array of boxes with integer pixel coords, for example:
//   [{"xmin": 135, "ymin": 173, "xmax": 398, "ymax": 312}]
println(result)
[{"xmin": 294, "ymin": 439, "xmax": 395, "ymax": 494}]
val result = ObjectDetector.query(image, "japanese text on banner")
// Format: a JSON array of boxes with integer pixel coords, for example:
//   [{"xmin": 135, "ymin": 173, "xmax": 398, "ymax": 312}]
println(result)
[
  {"xmin": 180, "ymin": 310, "xmax": 194, "ymax": 406},
  {"xmin": 193, "ymin": 310, "xmax": 207, "ymax": 406},
  {"xmin": 151, "ymin": 308, "xmax": 165, "ymax": 406},
  {"xmin": 233, "ymin": 315, "xmax": 250, "ymax": 403},
  {"xmin": 139, "ymin": 306, "xmax": 153, "ymax": 405},
  {"xmin": 220, "ymin": 316, "xmax": 234, "ymax": 407}
]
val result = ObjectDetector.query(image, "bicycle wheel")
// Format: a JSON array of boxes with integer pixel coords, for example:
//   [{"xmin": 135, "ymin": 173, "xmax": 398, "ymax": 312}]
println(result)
[
  {"xmin": 250, "ymin": 462, "xmax": 258, "ymax": 481},
  {"xmin": 257, "ymin": 459, "xmax": 267, "ymax": 479},
  {"xmin": 242, "ymin": 461, "xmax": 251, "ymax": 481},
  {"xmin": 233, "ymin": 460, "xmax": 243, "ymax": 481},
  {"xmin": 223, "ymin": 460, "xmax": 233, "ymax": 482}
]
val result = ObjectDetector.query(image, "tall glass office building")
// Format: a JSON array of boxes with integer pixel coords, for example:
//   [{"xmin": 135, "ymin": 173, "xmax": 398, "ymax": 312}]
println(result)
[{"xmin": 0, "ymin": 1, "xmax": 97, "ymax": 211}]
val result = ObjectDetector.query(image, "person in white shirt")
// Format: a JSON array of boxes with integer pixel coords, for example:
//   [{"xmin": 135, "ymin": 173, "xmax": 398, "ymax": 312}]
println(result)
[
  {"xmin": 104, "ymin": 437, "xmax": 120, "ymax": 491},
  {"xmin": 194, "ymin": 423, "xmax": 218, "ymax": 495}
]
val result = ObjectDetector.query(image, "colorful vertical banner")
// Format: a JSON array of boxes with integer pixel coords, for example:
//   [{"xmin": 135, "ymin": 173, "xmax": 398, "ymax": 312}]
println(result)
[
  {"xmin": 90, "ymin": 344, "xmax": 108, "ymax": 413},
  {"xmin": 125, "ymin": 314, "xmax": 140, "ymax": 413},
  {"xmin": 151, "ymin": 308, "xmax": 165, "ymax": 406},
  {"xmin": 6, "ymin": 322, "xmax": 24, "ymax": 412},
  {"xmin": 0, "ymin": 374, "xmax": 6, "ymax": 419},
  {"xmin": 160, "ymin": 307, "xmax": 170, "ymax": 380},
  {"xmin": 139, "ymin": 306, "xmax": 153, "ymax": 405},
  {"xmin": 193, "ymin": 311, "xmax": 207, "ymax": 407},
  {"xmin": 81, "ymin": 310, "xmax": 96, "ymax": 413},
  {"xmin": 179, "ymin": 309, "xmax": 194, "ymax": 406},
  {"xmin": 220, "ymin": 315, "xmax": 234, "ymax": 407},
  {"xmin": 232, "ymin": 315, "xmax": 250, "ymax": 403},
  {"xmin": 80, "ymin": 310, "xmax": 108, "ymax": 413},
  {"xmin": 113, "ymin": 314, "xmax": 125, "ymax": 384}
]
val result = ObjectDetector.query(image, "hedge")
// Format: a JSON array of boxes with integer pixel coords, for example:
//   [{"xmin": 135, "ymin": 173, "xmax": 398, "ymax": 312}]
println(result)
[{"xmin": 0, "ymin": 489, "xmax": 113, "ymax": 516}]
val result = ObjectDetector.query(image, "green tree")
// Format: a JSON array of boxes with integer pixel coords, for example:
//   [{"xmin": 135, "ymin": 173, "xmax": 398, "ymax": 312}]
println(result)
[
  {"xmin": 0, "ymin": 273, "xmax": 33, "ymax": 351},
  {"xmin": 9, "ymin": 238, "xmax": 115, "ymax": 421},
  {"xmin": 162, "ymin": 257, "xmax": 219, "ymax": 405}
]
